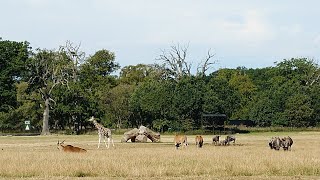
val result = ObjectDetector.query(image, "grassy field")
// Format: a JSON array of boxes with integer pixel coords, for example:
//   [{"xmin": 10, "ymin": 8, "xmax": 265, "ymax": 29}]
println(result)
[{"xmin": 0, "ymin": 132, "xmax": 320, "ymax": 179}]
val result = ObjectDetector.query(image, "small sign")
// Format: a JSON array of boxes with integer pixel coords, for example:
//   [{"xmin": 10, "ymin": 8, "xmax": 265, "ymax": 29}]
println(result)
[
  {"xmin": 25, "ymin": 125, "xmax": 30, "ymax": 131},
  {"xmin": 25, "ymin": 121, "xmax": 30, "ymax": 125}
]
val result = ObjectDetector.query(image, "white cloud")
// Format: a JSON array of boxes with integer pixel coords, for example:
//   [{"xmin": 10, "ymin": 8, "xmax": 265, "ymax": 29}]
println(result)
[
  {"xmin": 219, "ymin": 10, "xmax": 275, "ymax": 44},
  {"xmin": 141, "ymin": 8, "xmax": 275, "ymax": 50}
]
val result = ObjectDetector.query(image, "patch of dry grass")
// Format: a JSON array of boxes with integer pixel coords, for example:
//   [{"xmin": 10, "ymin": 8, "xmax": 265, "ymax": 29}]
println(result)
[{"xmin": 0, "ymin": 132, "xmax": 320, "ymax": 179}]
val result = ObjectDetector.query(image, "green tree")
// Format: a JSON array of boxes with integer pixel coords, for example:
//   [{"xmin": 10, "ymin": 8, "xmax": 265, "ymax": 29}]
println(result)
[
  {"xmin": 283, "ymin": 93, "xmax": 314, "ymax": 127},
  {"xmin": 14, "ymin": 82, "xmax": 42, "ymax": 131},
  {"xmin": 129, "ymin": 80, "xmax": 175, "ymax": 127},
  {"xmin": 172, "ymin": 76, "xmax": 205, "ymax": 130},
  {"xmin": 0, "ymin": 39, "xmax": 30, "ymax": 113},
  {"xmin": 102, "ymin": 84, "xmax": 135, "ymax": 128},
  {"xmin": 87, "ymin": 49, "xmax": 119, "ymax": 76},
  {"xmin": 52, "ymin": 41, "xmax": 86, "ymax": 132},
  {"xmin": 203, "ymin": 75, "xmax": 240, "ymax": 119},
  {"xmin": 0, "ymin": 39, "xmax": 30, "ymax": 131},
  {"xmin": 119, "ymin": 64, "xmax": 167, "ymax": 85},
  {"xmin": 228, "ymin": 69, "xmax": 257, "ymax": 120},
  {"xmin": 79, "ymin": 50, "xmax": 119, "ymax": 91},
  {"xmin": 77, "ymin": 49, "xmax": 120, "ymax": 126}
]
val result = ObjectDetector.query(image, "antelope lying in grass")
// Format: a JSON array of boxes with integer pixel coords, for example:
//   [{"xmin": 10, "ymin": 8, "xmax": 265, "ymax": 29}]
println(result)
[{"xmin": 57, "ymin": 140, "xmax": 87, "ymax": 153}]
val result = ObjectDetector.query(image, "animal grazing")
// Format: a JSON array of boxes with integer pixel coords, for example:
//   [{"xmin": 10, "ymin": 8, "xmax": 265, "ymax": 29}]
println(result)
[
  {"xmin": 174, "ymin": 135, "xmax": 188, "ymax": 149},
  {"xmin": 219, "ymin": 139, "xmax": 228, "ymax": 146},
  {"xmin": 269, "ymin": 137, "xmax": 282, "ymax": 150},
  {"xmin": 281, "ymin": 136, "xmax": 293, "ymax": 151},
  {"xmin": 89, "ymin": 116, "xmax": 115, "ymax": 149},
  {"xmin": 195, "ymin": 135, "xmax": 204, "ymax": 148},
  {"xmin": 212, "ymin": 135, "xmax": 220, "ymax": 145},
  {"xmin": 57, "ymin": 140, "xmax": 87, "ymax": 153},
  {"xmin": 268, "ymin": 137, "xmax": 275, "ymax": 149},
  {"xmin": 226, "ymin": 135, "xmax": 236, "ymax": 145}
]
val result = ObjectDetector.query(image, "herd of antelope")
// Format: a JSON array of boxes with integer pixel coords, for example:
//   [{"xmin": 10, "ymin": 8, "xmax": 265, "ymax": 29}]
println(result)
[
  {"xmin": 173, "ymin": 134, "xmax": 294, "ymax": 151},
  {"xmin": 174, "ymin": 135, "xmax": 236, "ymax": 149},
  {"xmin": 268, "ymin": 136, "xmax": 293, "ymax": 151}
]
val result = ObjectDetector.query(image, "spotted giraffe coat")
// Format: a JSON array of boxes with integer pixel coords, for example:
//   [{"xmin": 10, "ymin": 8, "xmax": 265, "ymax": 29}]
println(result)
[
  {"xmin": 89, "ymin": 116, "xmax": 114, "ymax": 148},
  {"xmin": 92, "ymin": 119, "xmax": 112, "ymax": 138}
]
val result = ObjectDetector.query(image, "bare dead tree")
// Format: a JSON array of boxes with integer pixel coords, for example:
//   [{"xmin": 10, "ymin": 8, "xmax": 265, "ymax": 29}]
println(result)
[
  {"xmin": 28, "ymin": 49, "xmax": 72, "ymax": 135},
  {"xmin": 157, "ymin": 44, "xmax": 216, "ymax": 80},
  {"xmin": 157, "ymin": 44, "xmax": 192, "ymax": 80},
  {"xmin": 197, "ymin": 49, "xmax": 217, "ymax": 76},
  {"xmin": 59, "ymin": 41, "xmax": 85, "ymax": 82}
]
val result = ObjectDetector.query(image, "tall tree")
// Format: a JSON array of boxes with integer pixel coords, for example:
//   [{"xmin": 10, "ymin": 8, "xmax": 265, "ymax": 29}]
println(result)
[
  {"xmin": 129, "ymin": 79, "xmax": 175, "ymax": 127},
  {"xmin": 0, "ymin": 38, "xmax": 30, "ymax": 112},
  {"xmin": 0, "ymin": 38, "xmax": 30, "ymax": 130},
  {"xmin": 27, "ymin": 49, "xmax": 72, "ymax": 135},
  {"xmin": 103, "ymin": 84, "xmax": 135, "ymax": 128},
  {"xmin": 57, "ymin": 41, "xmax": 85, "ymax": 131},
  {"xmin": 78, "ymin": 49, "xmax": 120, "ymax": 124}
]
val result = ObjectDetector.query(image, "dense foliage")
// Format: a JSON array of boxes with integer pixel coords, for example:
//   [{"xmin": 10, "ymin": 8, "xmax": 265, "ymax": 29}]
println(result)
[{"xmin": 1, "ymin": 38, "xmax": 320, "ymax": 133}]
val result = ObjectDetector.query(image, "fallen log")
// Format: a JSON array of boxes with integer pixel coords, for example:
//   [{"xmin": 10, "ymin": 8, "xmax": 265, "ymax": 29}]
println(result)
[
  {"xmin": 121, "ymin": 128, "xmax": 139, "ymax": 142},
  {"xmin": 121, "ymin": 126, "xmax": 160, "ymax": 143},
  {"xmin": 135, "ymin": 134, "xmax": 148, "ymax": 142}
]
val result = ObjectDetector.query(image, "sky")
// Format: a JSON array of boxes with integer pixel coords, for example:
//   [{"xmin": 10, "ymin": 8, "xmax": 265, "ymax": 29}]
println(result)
[{"xmin": 1, "ymin": 0, "xmax": 320, "ymax": 73}]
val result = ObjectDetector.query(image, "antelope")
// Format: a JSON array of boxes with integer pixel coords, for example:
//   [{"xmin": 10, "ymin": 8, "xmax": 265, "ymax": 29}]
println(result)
[
  {"xmin": 219, "ymin": 139, "xmax": 228, "ymax": 146},
  {"xmin": 195, "ymin": 135, "xmax": 204, "ymax": 148},
  {"xmin": 281, "ymin": 136, "xmax": 293, "ymax": 151},
  {"xmin": 226, "ymin": 135, "xmax": 236, "ymax": 145},
  {"xmin": 174, "ymin": 135, "xmax": 188, "ymax": 149},
  {"xmin": 57, "ymin": 140, "xmax": 87, "ymax": 153},
  {"xmin": 270, "ymin": 137, "xmax": 282, "ymax": 151},
  {"xmin": 212, "ymin": 135, "xmax": 220, "ymax": 145}
]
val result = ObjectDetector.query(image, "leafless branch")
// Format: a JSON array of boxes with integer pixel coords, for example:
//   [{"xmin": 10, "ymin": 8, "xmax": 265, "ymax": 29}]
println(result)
[
  {"xmin": 197, "ymin": 49, "xmax": 217, "ymax": 76},
  {"xmin": 157, "ymin": 43, "xmax": 190, "ymax": 80},
  {"xmin": 60, "ymin": 41, "xmax": 85, "ymax": 81}
]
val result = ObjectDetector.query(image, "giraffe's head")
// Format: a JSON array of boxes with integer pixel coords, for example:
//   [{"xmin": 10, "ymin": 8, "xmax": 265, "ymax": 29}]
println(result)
[{"xmin": 88, "ymin": 116, "xmax": 95, "ymax": 122}]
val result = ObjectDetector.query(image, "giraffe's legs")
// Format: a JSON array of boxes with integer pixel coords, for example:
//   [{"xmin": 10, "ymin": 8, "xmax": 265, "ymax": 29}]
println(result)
[
  {"xmin": 104, "ymin": 136, "xmax": 108, "ymax": 148},
  {"xmin": 97, "ymin": 134, "xmax": 102, "ymax": 149},
  {"xmin": 111, "ymin": 138, "xmax": 115, "ymax": 147},
  {"xmin": 107, "ymin": 138, "xmax": 110, "ymax": 149}
]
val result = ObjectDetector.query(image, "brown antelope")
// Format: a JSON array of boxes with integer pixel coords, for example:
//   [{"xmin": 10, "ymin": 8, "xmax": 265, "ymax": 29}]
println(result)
[
  {"xmin": 57, "ymin": 140, "xmax": 87, "ymax": 153},
  {"xmin": 174, "ymin": 135, "xmax": 188, "ymax": 149},
  {"xmin": 195, "ymin": 135, "xmax": 204, "ymax": 148}
]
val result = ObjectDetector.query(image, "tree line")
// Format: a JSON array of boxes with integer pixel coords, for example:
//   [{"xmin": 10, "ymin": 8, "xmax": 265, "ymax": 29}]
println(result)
[{"xmin": 1, "ymin": 38, "xmax": 320, "ymax": 134}]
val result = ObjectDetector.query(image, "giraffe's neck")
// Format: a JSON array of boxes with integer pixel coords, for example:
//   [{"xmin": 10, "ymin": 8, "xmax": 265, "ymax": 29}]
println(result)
[
  {"xmin": 92, "ymin": 120, "xmax": 112, "ymax": 138},
  {"xmin": 93, "ymin": 120, "xmax": 103, "ymax": 129}
]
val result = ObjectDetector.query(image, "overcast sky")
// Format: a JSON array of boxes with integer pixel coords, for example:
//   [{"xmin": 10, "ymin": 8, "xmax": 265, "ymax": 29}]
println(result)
[{"xmin": 1, "ymin": 0, "xmax": 320, "ymax": 72}]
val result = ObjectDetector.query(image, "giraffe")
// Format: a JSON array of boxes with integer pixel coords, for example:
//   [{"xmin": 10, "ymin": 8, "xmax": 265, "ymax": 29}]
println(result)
[{"xmin": 89, "ymin": 116, "xmax": 115, "ymax": 149}]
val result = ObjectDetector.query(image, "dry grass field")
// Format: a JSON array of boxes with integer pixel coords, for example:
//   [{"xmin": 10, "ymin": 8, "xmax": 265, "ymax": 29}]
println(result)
[{"xmin": 0, "ymin": 132, "xmax": 320, "ymax": 179}]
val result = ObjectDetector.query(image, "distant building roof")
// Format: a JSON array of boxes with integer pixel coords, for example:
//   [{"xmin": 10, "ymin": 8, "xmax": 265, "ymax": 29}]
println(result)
[
  {"xmin": 202, "ymin": 113, "xmax": 227, "ymax": 118},
  {"xmin": 201, "ymin": 113, "xmax": 227, "ymax": 127}
]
